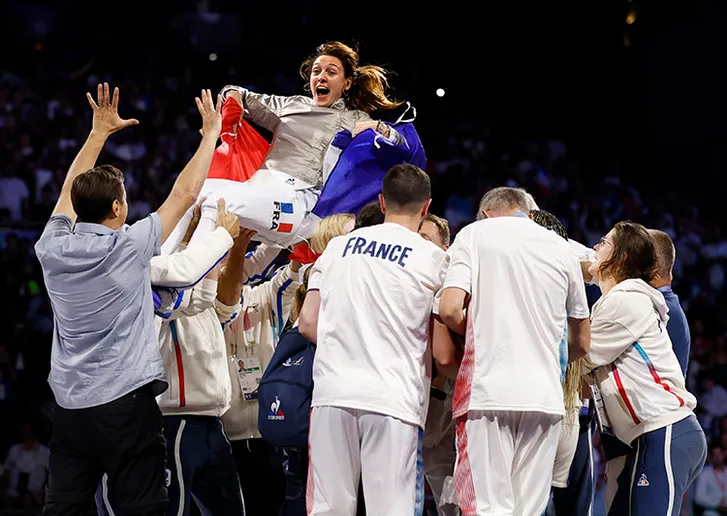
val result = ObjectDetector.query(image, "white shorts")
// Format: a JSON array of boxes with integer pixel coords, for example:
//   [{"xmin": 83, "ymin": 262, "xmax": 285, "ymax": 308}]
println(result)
[
  {"xmin": 454, "ymin": 410, "xmax": 561, "ymax": 516},
  {"xmin": 307, "ymin": 406, "xmax": 424, "ymax": 516},
  {"xmin": 162, "ymin": 172, "xmax": 319, "ymax": 254},
  {"xmin": 551, "ymin": 407, "xmax": 581, "ymax": 488}
]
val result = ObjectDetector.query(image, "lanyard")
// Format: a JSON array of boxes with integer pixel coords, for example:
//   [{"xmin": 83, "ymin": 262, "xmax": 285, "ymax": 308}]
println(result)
[{"xmin": 231, "ymin": 309, "xmax": 257, "ymax": 357}]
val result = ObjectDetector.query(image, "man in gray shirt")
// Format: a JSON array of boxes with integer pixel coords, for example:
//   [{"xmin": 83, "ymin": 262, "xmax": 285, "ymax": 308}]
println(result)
[{"xmin": 35, "ymin": 83, "xmax": 223, "ymax": 516}]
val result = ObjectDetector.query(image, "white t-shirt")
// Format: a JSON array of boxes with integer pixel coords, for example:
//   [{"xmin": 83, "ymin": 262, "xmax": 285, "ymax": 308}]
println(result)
[
  {"xmin": 444, "ymin": 217, "xmax": 590, "ymax": 418},
  {"xmin": 309, "ymin": 223, "xmax": 449, "ymax": 428},
  {"xmin": 0, "ymin": 177, "xmax": 30, "ymax": 221},
  {"xmin": 4, "ymin": 443, "xmax": 50, "ymax": 495}
]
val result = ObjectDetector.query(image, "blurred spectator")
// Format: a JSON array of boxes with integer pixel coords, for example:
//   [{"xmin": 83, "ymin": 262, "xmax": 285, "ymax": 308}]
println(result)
[
  {"xmin": 0, "ymin": 165, "xmax": 30, "ymax": 222},
  {"xmin": 2, "ymin": 421, "xmax": 49, "ymax": 512},
  {"xmin": 0, "ymin": 346, "xmax": 17, "ymax": 457},
  {"xmin": 698, "ymin": 374, "xmax": 727, "ymax": 435},
  {"xmin": 710, "ymin": 336, "xmax": 727, "ymax": 387},
  {"xmin": 693, "ymin": 443, "xmax": 727, "ymax": 516}
]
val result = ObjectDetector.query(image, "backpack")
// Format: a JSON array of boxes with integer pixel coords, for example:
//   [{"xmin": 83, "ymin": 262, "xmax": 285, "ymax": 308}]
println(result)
[{"xmin": 257, "ymin": 327, "xmax": 315, "ymax": 448}]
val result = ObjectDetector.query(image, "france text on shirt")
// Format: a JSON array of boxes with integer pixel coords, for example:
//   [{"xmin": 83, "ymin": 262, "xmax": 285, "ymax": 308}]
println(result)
[{"xmin": 341, "ymin": 234, "xmax": 413, "ymax": 268}]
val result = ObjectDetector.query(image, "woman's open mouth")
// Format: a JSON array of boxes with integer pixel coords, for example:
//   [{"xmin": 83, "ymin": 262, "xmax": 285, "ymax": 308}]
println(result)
[{"xmin": 315, "ymin": 86, "xmax": 330, "ymax": 101}]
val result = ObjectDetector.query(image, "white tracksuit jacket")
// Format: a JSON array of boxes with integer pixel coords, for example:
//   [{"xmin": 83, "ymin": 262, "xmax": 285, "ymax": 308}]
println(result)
[
  {"xmin": 151, "ymin": 227, "xmax": 232, "ymax": 288},
  {"xmin": 156, "ymin": 278, "xmax": 232, "ymax": 417},
  {"xmin": 582, "ymin": 278, "xmax": 697, "ymax": 445},
  {"xmin": 151, "ymin": 235, "xmax": 281, "ymax": 417}
]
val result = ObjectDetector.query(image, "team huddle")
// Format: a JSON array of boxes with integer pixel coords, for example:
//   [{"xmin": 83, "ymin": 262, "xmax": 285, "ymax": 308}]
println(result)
[{"xmin": 33, "ymin": 40, "xmax": 706, "ymax": 516}]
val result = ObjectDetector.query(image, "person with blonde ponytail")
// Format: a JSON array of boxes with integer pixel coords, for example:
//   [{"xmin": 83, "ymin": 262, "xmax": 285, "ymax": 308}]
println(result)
[
  {"xmin": 552, "ymin": 361, "xmax": 584, "ymax": 482},
  {"xmin": 163, "ymin": 41, "xmax": 411, "ymax": 255},
  {"xmin": 309, "ymin": 213, "xmax": 356, "ymax": 255},
  {"xmin": 256, "ymin": 213, "xmax": 355, "ymax": 516}
]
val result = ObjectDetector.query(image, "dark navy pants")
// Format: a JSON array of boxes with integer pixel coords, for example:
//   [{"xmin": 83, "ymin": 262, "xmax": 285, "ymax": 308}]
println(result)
[
  {"xmin": 230, "ymin": 438, "xmax": 284, "ymax": 516},
  {"xmin": 608, "ymin": 415, "xmax": 707, "ymax": 516},
  {"xmin": 277, "ymin": 446, "xmax": 367, "ymax": 516},
  {"xmin": 97, "ymin": 415, "xmax": 245, "ymax": 516},
  {"xmin": 551, "ymin": 407, "xmax": 596, "ymax": 516},
  {"xmin": 279, "ymin": 447, "xmax": 308, "ymax": 516}
]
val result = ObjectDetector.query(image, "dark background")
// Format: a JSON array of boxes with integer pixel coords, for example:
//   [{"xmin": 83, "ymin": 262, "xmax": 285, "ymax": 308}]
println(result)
[
  {"xmin": 2, "ymin": 1, "xmax": 727, "ymax": 513},
  {"xmin": 2, "ymin": 0, "xmax": 726, "ymax": 207}
]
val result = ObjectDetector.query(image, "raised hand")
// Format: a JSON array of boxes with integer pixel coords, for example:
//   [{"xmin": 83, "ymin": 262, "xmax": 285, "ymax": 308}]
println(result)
[
  {"xmin": 215, "ymin": 198, "xmax": 240, "ymax": 239},
  {"xmin": 226, "ymin": 89, "xmax": 244, "ymax": 109},
  {"xmin": 232, "ymin": 228, "xmax": 257, "ymax": 253},
  {"xmin": 196, "ymin": 89, "xmax": 223, "ymax": 139},
  {"xmin": 352, "ymin": 120, "xmax": 391, "ymax": 139},
  {"xmin": 181, "ymin": 196, "xmax": 207, "ymax": 244},
  {"xmin": 86, "ymin": 83, "xmax": 139, "ymax": 137}
]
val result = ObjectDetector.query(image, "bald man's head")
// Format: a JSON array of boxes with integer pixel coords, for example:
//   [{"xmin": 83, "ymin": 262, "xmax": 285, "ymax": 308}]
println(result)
[{"xmin": 649, "ymin": 229, "xmax": 675, "ymax": 285}]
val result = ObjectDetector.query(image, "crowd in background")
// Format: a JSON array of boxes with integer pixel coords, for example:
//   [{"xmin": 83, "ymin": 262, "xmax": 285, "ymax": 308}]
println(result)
[{"xmin": 1, "ymin": 62, "xmax": 726, "ymax": 514}]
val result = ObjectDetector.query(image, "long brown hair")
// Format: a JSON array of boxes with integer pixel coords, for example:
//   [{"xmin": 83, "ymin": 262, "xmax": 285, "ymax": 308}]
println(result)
[
  {"xmin": 300, "ymin": 41, "xmax": 403, "ymax": 113},
  {"xmin": 598, "ymin": 221, "xmax": 657, "ymax": 283}
]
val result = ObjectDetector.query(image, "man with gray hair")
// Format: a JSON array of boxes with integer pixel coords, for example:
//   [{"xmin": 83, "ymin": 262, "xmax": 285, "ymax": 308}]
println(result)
[
  {"xmin": 475, "ymin": 186, "xmax": 532, "ymax": 220},
  {"xmin": 436, "ymin": 186, "xmax": 591, "ymax": 515},
  {"xmin": 491, "ymin": 187, "xmax": 597, "ymax": 284},
  {"xmin": 517, "ymin": 187, "xmax": 540, "ymax": 212}
]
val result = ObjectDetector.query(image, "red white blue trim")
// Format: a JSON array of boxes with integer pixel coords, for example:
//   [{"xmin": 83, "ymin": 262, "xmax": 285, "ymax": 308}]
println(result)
[{"xmin": 633, "ymin": 342, "xmax": 685, "ymax": 406}]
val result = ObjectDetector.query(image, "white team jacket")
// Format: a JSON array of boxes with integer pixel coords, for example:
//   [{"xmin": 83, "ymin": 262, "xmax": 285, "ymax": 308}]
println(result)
[
  {"xmin": 582, "ymin": 278, "xmax": 696, "ymax": 444},
  {"xmin": 152, "ymin": 237, "xmax": 282, "ymax": 417},
  {"xmin": 151, "ymin": 227, "xmax": 232, "ymax": 288},
  {"xmin": 156, "ymin": 279, "xmax": 232, "ymax": 417},
  {"xmin": 217, "ymin": 264, "xmax": 300, "ymax": 440}
]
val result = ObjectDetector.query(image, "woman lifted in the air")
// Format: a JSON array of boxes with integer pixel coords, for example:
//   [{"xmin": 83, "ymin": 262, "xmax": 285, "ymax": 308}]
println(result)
[{"xmin": 164, "ymin": 41, "xmax": 415, "ymax": 253}]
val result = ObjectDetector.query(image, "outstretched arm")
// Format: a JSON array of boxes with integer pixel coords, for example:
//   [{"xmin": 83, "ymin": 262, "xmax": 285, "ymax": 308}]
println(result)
[
  {"xmin": 351, "ymin": 120, "xmax": 404, "ymax": 146},
  {"xmin": 154, "ymin": 279, "xmax": 219, "ymax": 321},
  {"xmin": 220, "ymin": 85, "xmax": 292, "ymax": 132},
  {"xmin": 150, "ymin": 199, "xmax": 240, "ymax": 288},
  {"xmin": 224, "ymin": 90, "xmax": 243, "ymax": 136},
  {"xmin": 216, "ymin": 228, "xmax": 258, "ymax": 307},
  {"xmin": 156, "ymin": 90, "xmax": 223, "ymax": 244},
  {"xmin": 242, "ymin": 244, "xmax": 281, "ymax": 286},
  {"xmin": 52, "ymin": 83, "xmax": 139, "ymax": 224}
]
